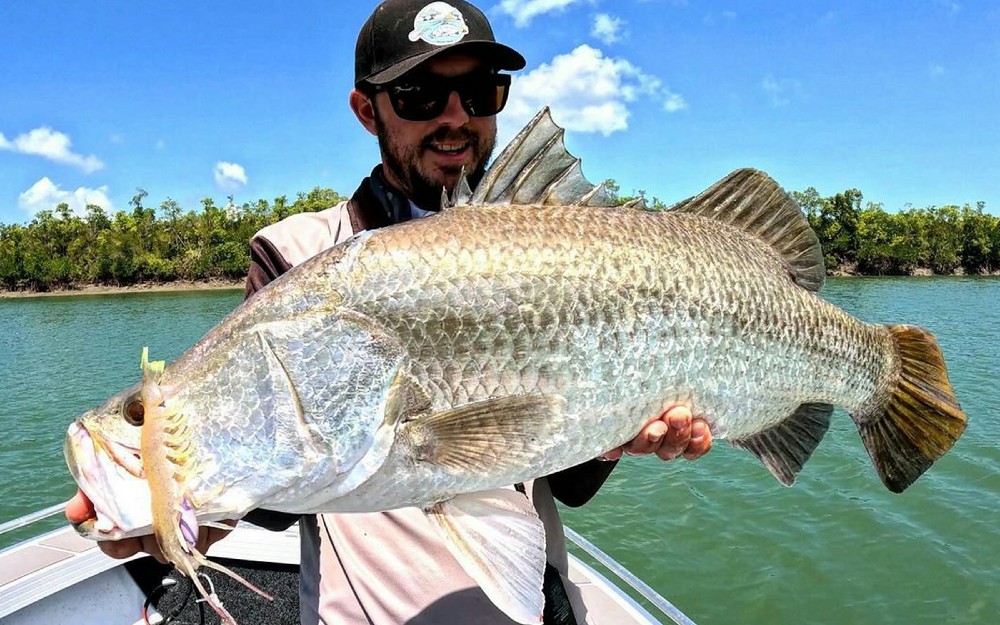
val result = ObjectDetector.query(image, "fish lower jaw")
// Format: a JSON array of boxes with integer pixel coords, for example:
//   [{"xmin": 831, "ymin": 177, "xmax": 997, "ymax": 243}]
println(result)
[
  {"xmin": 71, "ymin": 516, "xmax": 125, "ymax": 541},
  {"xmin": 72, "ymin": 478, "xmax": 153, "ymax": 541}
]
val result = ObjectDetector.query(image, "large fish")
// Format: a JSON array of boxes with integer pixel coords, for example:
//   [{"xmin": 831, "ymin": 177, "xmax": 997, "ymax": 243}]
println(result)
[{"xmin": 65, "ymin": 109, "xmax": 967, "ymax": 624}]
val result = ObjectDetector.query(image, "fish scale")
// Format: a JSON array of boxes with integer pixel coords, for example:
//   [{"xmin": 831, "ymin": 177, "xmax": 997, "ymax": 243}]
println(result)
[{"xmin": 304, "ymin": 204, "xmax": 881, "ymax": 508}]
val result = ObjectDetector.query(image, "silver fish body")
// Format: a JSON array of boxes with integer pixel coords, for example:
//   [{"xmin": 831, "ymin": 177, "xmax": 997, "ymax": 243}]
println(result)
[{"xmin": 64, "ymin": 109, "xmax": 966, "ymax": 624}]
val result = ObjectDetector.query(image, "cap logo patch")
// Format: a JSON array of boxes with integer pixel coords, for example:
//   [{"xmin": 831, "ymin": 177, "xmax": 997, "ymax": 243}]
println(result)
[{"xmin": 409, "ymin": 2, "xmax": 470, "ymax": 46}]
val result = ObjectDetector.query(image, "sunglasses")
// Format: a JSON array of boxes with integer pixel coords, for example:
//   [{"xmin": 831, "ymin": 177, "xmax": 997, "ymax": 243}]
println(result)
[{"xmin": 371, "ymin": 72, "xmax": 512, "ymax": 122}]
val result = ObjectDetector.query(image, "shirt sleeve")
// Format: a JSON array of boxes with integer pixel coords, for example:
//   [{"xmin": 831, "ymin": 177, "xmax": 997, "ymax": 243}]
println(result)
[
  {"xmin": 547, "ymin": 457, "xmax": 619, "ymax": 507},
  {"xmin": 244, "ymin": 234, "xmax": 294, "ymax": 299}
]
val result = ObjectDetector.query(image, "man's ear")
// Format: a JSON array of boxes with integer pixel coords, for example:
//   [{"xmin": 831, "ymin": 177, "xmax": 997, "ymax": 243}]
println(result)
[{"xmin": 350, "ymin": 89, "xmax": 379, "ymax": 136}]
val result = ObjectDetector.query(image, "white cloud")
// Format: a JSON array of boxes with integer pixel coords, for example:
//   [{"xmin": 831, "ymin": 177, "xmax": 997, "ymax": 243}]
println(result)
[
  {"xmin": 214, "ymin": 161, "xmax": 248, "ymax": 190},
  {"xmin": 663, "ymin": 92, "xmax": 688, "ymax": 112},
  {"xmin": 0, "ymin": 127, "xmax": 104, "ymax": 173},
  {"xmin": 761, "ymin": 75, "xmax": 786, "ymax": 105},
  {"xmin": 934, "ymin": 0, "xmax": 961, "ymax": 14},
  {"xmin": 703, "ymin": 10, "xmax": 737, "ymax": 25},
  {"xmin": 591, "ymin": 14, "xmax": 625, "ymax": 45},
  {"xmin": 761, "ymin": 74, "xmax": 804, "ymax": 106},
  {"xmin": 495, "ymin": 0, "xmax": 586, "ymax": 28},
  {"xmin": 18, "ymin": 177, "xmax": 113, "ymax": 215},
  {"xmin": 500, "ymin": 45, "xmax": 686, "ymax": 144}
]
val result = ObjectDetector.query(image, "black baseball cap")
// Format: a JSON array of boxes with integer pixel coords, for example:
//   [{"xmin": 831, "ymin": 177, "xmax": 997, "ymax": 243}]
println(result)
[{"xmin": 355, "ymin": 0, "xmax": 526, "ymax": 87}]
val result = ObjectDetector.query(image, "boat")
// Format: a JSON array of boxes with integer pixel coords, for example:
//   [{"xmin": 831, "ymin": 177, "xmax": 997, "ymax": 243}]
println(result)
[{"xmin": 0, "ymin": 504, "xmax": 697, "ymax": 625}]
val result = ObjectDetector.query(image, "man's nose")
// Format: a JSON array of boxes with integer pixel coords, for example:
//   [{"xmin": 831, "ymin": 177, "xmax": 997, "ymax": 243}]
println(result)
[{"xmin": 436, "ymin": 90, "xmax": 471, "ymax": 126}]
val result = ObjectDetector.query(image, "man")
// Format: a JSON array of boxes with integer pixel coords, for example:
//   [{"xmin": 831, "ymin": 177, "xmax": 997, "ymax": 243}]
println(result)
[{"xmin": 66, "ymin": 1, "xmax": 712, "ymax": 623}]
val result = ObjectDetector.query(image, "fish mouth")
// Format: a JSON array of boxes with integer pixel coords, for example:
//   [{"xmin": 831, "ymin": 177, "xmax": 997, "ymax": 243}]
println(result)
[{"xmin": 65, "ymin": 421, "xmax": 152, "ymax": 540}]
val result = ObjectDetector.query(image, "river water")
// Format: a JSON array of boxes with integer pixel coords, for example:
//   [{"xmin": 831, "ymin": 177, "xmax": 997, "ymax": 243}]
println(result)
[{"xmin": 1, "ymin": 278, "xmax": 997, "ymax": 624}]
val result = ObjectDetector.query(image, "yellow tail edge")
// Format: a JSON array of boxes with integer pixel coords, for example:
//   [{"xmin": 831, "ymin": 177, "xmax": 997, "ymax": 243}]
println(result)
[{"xmin": 855, "ymin": 324, "xmax": 967, "ymax": 493}]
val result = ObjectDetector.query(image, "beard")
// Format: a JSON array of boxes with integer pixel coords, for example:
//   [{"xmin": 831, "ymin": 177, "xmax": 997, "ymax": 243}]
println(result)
[{"xmin": 373, "ymin": 106, "xmax": 495, "ymax": 212}]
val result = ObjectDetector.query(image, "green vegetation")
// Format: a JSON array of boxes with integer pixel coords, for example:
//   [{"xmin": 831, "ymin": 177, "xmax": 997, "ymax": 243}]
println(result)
[
  {"xmin": 0, "ymin": 185, "xmax": 996, "ymax": 293},
  {"xmin": 789, "ymin": 189, "xmax": 999, "ymax": 276},
  {"xmin": 607, "ymin": 181, "xmax": 998, "ymax": 277},
  {"xmin": 0, "ymin": 187, "xmax": 346, "ymax": 291}
]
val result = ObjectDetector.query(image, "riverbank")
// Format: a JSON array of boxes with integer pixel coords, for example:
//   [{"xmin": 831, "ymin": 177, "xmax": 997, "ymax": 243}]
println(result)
[
  {"xmin": 0, "ymin": 278, "xmax": 244, "ymax": 299},
  {"xmin": 4, "ymin": 271, "xmax": 999, "ymax": 299}
]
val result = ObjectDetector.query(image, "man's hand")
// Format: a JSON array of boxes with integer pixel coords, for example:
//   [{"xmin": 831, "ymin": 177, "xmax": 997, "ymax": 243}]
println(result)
[
  {"xmin": 602, "ymin": 404, "xmax": 712, "ymax": 462},
  {"xmin": 65, "ymin": 489, "xmax": 234, "ymax": 564}
]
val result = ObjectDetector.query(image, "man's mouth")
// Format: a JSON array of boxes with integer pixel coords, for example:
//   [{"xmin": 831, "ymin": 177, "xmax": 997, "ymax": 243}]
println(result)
[
  {"xmin": 424, "ymin": 127, "xmax": 476, "ymax": 160},
  {"xmin": 429, "ymin": 140, "xmax": 470, "ymax": 155}
]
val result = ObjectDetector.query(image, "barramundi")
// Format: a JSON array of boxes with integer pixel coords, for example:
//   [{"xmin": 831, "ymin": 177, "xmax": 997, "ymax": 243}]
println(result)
[{"xmin": 65, "ymin": 109, "xmax": 967, "ymax": 624}]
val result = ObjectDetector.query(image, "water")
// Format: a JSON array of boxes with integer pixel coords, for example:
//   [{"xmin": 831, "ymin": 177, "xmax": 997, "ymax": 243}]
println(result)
[
  {"xmin": 0, "ymin": 290, "xmax": 246, "ymax": 546},
  {"xmin": 1, "ymin": 279, "xmax": 997, "ymax": 624}
]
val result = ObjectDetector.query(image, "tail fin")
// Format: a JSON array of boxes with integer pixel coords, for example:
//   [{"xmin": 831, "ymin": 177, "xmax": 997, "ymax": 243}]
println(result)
[{"xmin": 854, "ymin": 325, "xmax": 967, "ymax": 493}]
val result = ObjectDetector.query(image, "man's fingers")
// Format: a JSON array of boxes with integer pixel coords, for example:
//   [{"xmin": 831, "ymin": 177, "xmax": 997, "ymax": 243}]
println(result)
[
  {"xmin": 682, "ymin": 419, "xmax": 713, "ymax": 460},
  {"xmin": 654, "ymin": 405, "xmax": 694, "ymax": 461},
  {"xmin": 98, "ymin": 520, "xmax": 236, "ymax": 565},
  {"xmin": 623, "ymin": 419, "xmax": 669, "ymax": 455},
  {"xmin": 141, "ymin": 535, "xmax": 168, "ymax": 563},
  {"xmin": 99, "ymin": 536, "xmax": 167, "ymax": 564},
  {"xmin": 197, "ymin": 520, "xmax": 237, "ymax": 553},
  {"xmin": 597, "ymin": 404, "xmax": 712, "ymax": 462},
  {"xmin": 98, "ymin": 539, "xmax": 138, "ymax": 560},
  {"xmin": 64, "ymin": 490, "xmax": 94, "ymax": 525},
  {"xmin": 599, "ymin": 447, "xmax": 623, "ymax": 461}
]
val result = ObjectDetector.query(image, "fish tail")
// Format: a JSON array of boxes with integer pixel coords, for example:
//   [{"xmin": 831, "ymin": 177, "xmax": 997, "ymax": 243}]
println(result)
[{"xmin": 853, "ymin": 324, "xmax": 967, "ymax": 493}]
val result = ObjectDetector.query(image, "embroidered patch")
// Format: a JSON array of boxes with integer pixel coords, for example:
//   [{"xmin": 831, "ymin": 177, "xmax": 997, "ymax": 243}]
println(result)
[{"xmin": 409, "ymin": 2, "xmax": 470, "ymax": 46}]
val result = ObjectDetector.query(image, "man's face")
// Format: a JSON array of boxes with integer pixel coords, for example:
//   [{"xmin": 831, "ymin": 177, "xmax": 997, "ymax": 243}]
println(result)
[{"xmin": 369, "ymin": 53, "xmax": 498, "ymax": 210}]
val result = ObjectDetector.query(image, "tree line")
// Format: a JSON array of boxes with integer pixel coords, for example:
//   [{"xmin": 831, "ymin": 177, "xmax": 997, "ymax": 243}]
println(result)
[
  {"xmin": 790, "ymin": 189, "xmax": 998, "ymax": 276},
  {"xmin": 613, "ymin": 182, "xmax": 999, "ymax": 276},
  {"xmin": 0, "ymin": 188, "xmax": 346, "ymax": 291},
  {"xmin": 0, "ymin": 184, "xmax": 996, "ymax": 292}
]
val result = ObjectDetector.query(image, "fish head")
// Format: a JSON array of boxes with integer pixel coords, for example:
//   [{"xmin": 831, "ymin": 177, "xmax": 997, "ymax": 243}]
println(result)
[{"xmin": 64, "ymin": 382, "xmax": 154, "ymax": 540}]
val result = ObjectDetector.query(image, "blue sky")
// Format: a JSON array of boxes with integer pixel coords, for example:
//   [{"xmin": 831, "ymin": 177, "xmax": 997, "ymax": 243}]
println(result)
[{"xmin": 1, "ymin": 0, "xmax": 998, "ymax": 225}]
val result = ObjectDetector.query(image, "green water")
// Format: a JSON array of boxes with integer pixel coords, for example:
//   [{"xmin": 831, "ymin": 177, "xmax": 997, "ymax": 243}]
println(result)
[{"xmin": 1, "ymin": 279, "xmax": 997, "ymax": 624}]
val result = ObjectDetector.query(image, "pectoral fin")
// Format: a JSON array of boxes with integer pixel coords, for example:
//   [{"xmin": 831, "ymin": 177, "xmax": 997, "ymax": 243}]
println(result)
[
  {"xmin": 399, "ymin": 393, "xmax": 567, "ymax": 474},
  {"xmin": 426, "ymin": 490, "xmax": 546, "ymax": 625}
]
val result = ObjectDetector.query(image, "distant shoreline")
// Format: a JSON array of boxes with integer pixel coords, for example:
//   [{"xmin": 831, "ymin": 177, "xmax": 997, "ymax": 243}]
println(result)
[
  {"xmin": 2, "ymin": 271, "xmax": 997, "ymax": 300},
  {"xmin": 0, "ymin": 279, "xmax": 244, "ymax": 299}
]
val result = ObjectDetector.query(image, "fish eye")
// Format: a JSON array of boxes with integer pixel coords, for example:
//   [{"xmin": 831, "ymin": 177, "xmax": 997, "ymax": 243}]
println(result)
[{"xmin": 122, "ymin": 396, "xmax": 145, "ymax": 426}]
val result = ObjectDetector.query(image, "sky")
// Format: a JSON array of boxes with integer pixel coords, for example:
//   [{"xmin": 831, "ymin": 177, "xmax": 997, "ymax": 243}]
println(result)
[{"xmin": 1, "ymin": 0, "xmax": 998, "ymax": 225}]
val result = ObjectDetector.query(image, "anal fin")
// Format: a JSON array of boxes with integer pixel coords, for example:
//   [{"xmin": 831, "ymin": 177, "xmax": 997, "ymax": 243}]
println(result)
[
  {"xmin": 426, "ymin": 490, "xmax": 546, "ymax": 625},
  {"xmin": 733, "ymin": 403, "xmax": 833, "ymax": 485}
]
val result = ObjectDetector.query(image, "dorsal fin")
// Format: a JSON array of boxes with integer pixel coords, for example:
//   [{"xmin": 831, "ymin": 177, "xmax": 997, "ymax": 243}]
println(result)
[
  {"xmin": 668, "ymin": 168, "xmax": 826, "ymax": 291},
  {"xmin": 442, "ymin": 168, "xmax": 474, "ymax": 209},
  {"xmin": 468, "ymin": 107, "xmax": 615, "ymax": 207}
]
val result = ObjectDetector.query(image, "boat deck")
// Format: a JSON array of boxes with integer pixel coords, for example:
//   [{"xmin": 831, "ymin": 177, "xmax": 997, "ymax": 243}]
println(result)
[{"xmin": 1, "ymin": 521, "xmax": 676, "ymax": 624}]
